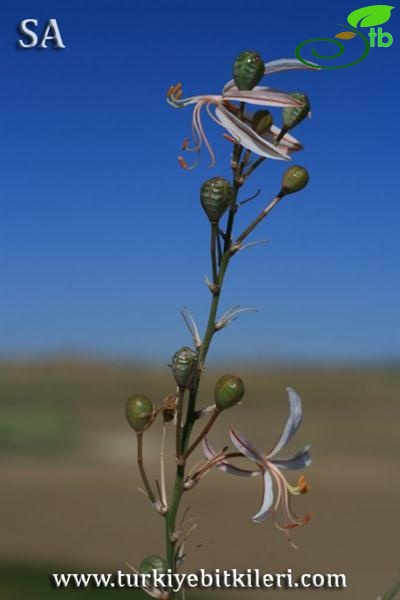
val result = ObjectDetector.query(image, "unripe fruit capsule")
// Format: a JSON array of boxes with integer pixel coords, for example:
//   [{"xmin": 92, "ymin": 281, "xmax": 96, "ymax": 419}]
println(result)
[
  {"xmin": 171, "ymin": 346, "xmax": 197, "ymax": 388},
  {"xmin": 215, "ymin": 374, "xmax": 245, "ymax": 410},
  {"xmin": 281, "ymin": 166, "xmax": 309, "ymax": 196},
  {"xmin": 252, "ymin": 110, "xmax": 273, "ymax": 135},
  {"xmin": 139, "ymin": 555, "xmax": 168, "ymax": 577},
  {"xmin": 125, "ymin": 394, "xmax": 154, "ymax": 432},
  {"xmin": 200, "ymin": 177, "xmax": 233, "ymax": 223},
  {"xmin": 233, "ymin": 51, "xmax": 265, "ymax": 91},
  {"xmin": 282, "ymin": 92, "xmax": 310, "ymax": 131}
]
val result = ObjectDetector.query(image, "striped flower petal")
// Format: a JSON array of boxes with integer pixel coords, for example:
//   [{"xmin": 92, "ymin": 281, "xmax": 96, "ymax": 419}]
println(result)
[
  {"xmin": 223, "ymin": 86, "xmax": 304, "ymax": 108},
  {"xmin": 263, "ymin": 58, "xmax": 320, "ymax": 76},
  {"xmin": 215, "ymin": 105, "xmax": 290, "ymax": 160},
  {"xmin": 223, "ymin": 58, "xmax": 320, "ymax": 93},
  {"xmin": 205, "ymin": 387, "xmax": 312, "ymax": 542},
  {"xmin": 229, "ymin": 427, "xmax": 266, "ymax": 465},
  {"xmin": 268, "ymin": 388, "xmax": 303, "ymax": 458},
  {"xmin": 271, "ymin": 444, "xmax": 312, "ymax": 470},
  {"xmin": 203, "ymin": 438, "xmax": 259, "ymax": 477},
  {"xmin": 252, "ymin": 469, "xmax": 274, "ymax": 523},
  {"xmin": 264, "ymin": 125, "xmax": 302, "ymax": 152},
  {"xmin": 241, "ymin": 111, "xmax": 302, "ymax": 154}
]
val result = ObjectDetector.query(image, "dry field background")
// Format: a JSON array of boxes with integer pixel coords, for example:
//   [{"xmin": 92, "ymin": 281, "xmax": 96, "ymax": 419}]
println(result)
[{"xmin": 1, "ymin": 358, "xmax": 399, "ymax": 599}]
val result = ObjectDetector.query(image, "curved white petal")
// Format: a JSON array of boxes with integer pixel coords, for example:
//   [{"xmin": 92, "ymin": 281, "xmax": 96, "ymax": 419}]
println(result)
[
  {"xmin": 271, "ymin": 445, "xmax": 312, "ymax": 470},
  {"xmin": 229, "ymin": 428, "xmax": 265, "ymax": 464},
  {"xmin": 264, "ymin": 58, "xmax": 320, "ymax": 75},
  {"xmin": 215, "ymin": 106, "xmax": 290, "ymax": 161},
  {"xmin": 223, "ymin": 58, "xmax": 320, "ymax": 93},
  {"xmin": 203, "ymin": 438, "xmax": 259, "ymax": 477},
  {"xmin": 252, "ymin": 469, "xmax": 274, "ymax": 523},
  {"xmin": 179, "ymin": 94, "xmax": 222, "ymax": 107},
  {"xmin": 223, "ymin": 86, "xmax": 303, "ymax": 108},
  {"xmin": 268, "ymin": 388, "xmax": 303, "ymax": 458}
]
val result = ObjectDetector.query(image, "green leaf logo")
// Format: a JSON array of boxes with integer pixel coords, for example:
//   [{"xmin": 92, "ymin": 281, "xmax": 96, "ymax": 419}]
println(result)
[{"xmin": 347, "ymin": 4, "xmax": 394, "ymax": 28}]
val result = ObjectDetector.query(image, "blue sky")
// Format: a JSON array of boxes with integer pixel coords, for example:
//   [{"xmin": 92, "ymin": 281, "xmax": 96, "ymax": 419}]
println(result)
[{"xmin": 1, "ymin": 0, "xmax": 399, "ymax": 363}]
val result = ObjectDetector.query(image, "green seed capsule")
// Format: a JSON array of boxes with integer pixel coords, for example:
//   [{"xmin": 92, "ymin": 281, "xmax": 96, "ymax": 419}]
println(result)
[
  {"xmin": 200, "ymin": 177, "xmax": 233, "ymax": 223},
  {"xmin": 215, "ymin": 374, "xmax": 245, "ymax": 411},
  {"xmin": 171, "ymin": 346, "xmax": 197, "ymax": 388},
  {"xmin": 233, "ymin": 51, "xmax": 264, "ymax": 91},
  {"xmin": 139, "ymin": 555, "xmax": 168, "ymax": 577},
  {"xmin": 252, "ymin": 110, "xmax": 273, "ymax": 135},
  {"xmin": 281, "ymin": 166, "xmax": 309, "ymax": 196},
  {"xmin": 282, "ymin": 92, "xmax": 310, "ymax": 132},
  {"xmin": 125, "ymin": 394, "xmax": 154, "ymax": 432}
]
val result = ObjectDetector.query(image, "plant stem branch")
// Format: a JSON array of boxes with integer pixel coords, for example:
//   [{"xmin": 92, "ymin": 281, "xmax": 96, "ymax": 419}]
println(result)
[
  {"xmin": 164, "ymin": 104, "xmax": 246, "ymax": 598},
  {"xmin": 211, "ymin": 223, "xmax": 218, "ymax": 285},
  {"xmin": 223, "ymin": 181, "xmax": 239, "ymax": 253},
  {"xmin": 175, "ymin": 388, "xmax": 185, "ymax": 460},
  {"xmin": 165, "ymin": 217, "xmax": 234, "ymax": 592},
  {"xmin": 242, "ymin": 156, "xmax": 266, "ymax": 181},
  {"xmin": 181, "ymin": 408, "xmax": 220, "ymax": 461},
  {"xmin": 233, "ymin": 194, "xmax": 282, "ymax": 250},
  {"xmin": 160, "ymin": 423, "xmax": 168, "ymax": 508},
  {"xmin": 136, "ymin": 433, "xmax": 156, "ymax": 504}
]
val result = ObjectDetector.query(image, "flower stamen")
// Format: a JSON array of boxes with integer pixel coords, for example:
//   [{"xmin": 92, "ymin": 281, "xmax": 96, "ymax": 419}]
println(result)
[
  {"xmin": 297, "ymin": 474, "xmax": 309, "ymax": 495},
  {"xmin": 178, "ymin": 156, "xmax": 189, "ymax": 170},
  {"xmin": 223, "ymin": 133, "xmax": 237, "ymax": 144}
]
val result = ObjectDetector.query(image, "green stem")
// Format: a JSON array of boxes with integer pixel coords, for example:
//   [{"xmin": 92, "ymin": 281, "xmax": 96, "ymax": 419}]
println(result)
[
  {"xmin": 175, "ymin": 387, "xmax": 185, "ymax": 460},
  {"xmin": 165, "ymin": 185, "xmax": 283, "ymax": 595},
  {"xmin": 380, "ymin": 571, "xmax": 400, "ymax": 600},
  {"xmin": 211, "ymin": 222, "xmax": 218, "ymax": 285},
  {"xmin": 233, "ymin": 194, "xmax": 282, "ymax": 250},
  {"xmin": 164, "ymin": 469, "xmax": 184, "ymax": 600},
  {"xmin": 242, "ymin": 155, "xmax": 265, "ymax": 181},
  {"xmin": 199, "ymin": 251, "xmax": 231, "ymax": 364},
  {"xmin": 164, "ymin": 107, "xmax": 245, "ymax": 598},
  {"xmin": 165, "ymin": 223, "xmax": 236, "ymax": 600},
  {"xmin": 224, "ymin": 101, "xmax": 245, "ymax": 254},
  {"xmin": 223, "ymin": 181, "xmax": 240, "ymax": 254},
  {"xmin": 181, "ymin": 408, "xmax": 220, "ymax": 461},
  {"xmin": 164, "ymin": 231, "xmax": 235, "ymax": 597}
]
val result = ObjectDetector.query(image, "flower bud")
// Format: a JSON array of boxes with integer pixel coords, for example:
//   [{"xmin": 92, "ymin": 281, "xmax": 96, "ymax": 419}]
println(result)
[
  {"xmin": 171, "ymin": 346, "xmax": 197, "ymax": 388},
  {"xmin": 125, "ymin": 394, "xmax": 154, "ymax": 432},
  {"xmin": 280, "ymin": 166, "xmax": 309, "ymax": 196},
  {"xmin": 139, "ymin": 555, "xmax": 168, "ymax": 577},
  {"xmin": 215, "ymin": 374, "xmax": 245, "ymax": 410},
  {"xmin": 233, "ymin": 51, "xmax": 264, "ymax": 91},
  {"xmin": 200, "ymin": 177, "xmax": 232, "ymax": 223},
  {"xmin": 282, "ymin": 92, "xmax": 310, "ymax": 132},
  {"xmin": 252, "ymin": 110, "xmax": 273, "ymax": 135}
]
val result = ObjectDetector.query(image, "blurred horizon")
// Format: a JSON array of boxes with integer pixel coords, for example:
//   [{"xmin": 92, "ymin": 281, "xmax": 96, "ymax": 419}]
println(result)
[
  {"xmin": 2, "ymin": 358, "xmax": 400, "ymax": 599},
  {"xmin": 1, "ymin": 0, "xmax": 399, "ymax": 364},
  {"xmin": 1, "ymin": 351, "xmax": 400, "ymax": 369}
]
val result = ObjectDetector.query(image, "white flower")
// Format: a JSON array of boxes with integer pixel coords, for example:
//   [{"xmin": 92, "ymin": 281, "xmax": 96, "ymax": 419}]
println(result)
[
  {"xmin": 203, "ymin": 387, "xmax": 312, "ymax": 547},
  {"xmin": 167, "ymin": 58, "xmax": 317, "ymax": 169}
]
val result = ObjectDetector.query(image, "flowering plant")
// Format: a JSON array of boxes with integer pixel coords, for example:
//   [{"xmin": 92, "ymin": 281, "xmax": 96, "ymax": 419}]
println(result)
[{"xmin": 125, "ymin": 50, "xmax": 318, "ymax": 599}]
